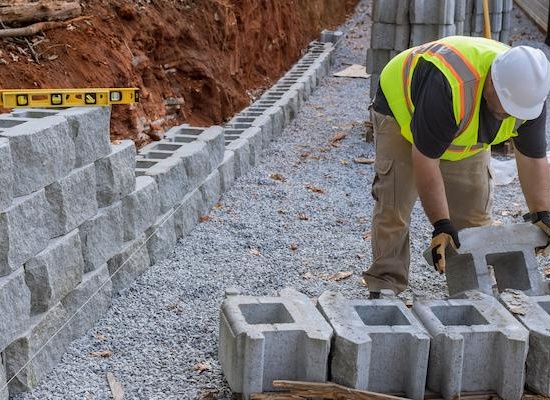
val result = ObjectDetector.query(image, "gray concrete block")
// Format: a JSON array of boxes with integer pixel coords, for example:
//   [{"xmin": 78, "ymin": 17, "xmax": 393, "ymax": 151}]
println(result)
[
  {"xmin": 410, "ymin": 24, "xmax": 439, "ymax": 46},
  {"xmin": 410, "ymin": 0, "xmax": 455, "ymax": 24},
  {"xmin": 0, "ymin": 190, "xmax": 49, "ymax": 276},
  {"xmin": 95, "ymin": 140, "xmax": 136, "ymax": 207},
  {"xmin": 502, "ymin": 11, "xmax": 511, "ymax": 30},
  {"xmin": 371, "ymin": 23, "xmax": 396, "ymax": 50},
  {"xmin": 45, "ymin": 164, "xmax": 98, "ymax": 238},
  {"xmin": 24, "ymin": 230, "xmax": 84, "ymax": 315},
  {"xmin": 226, "ymin": 138, "xmax": 251, "ymax": 178},
  {"xmin": 174, "ymin": 141, "xmax": 211, "ymax": 192},
  {"xmin": 146, "ymin": 210, "xmax": 176, "ymax": 265},
  {"xmin": 264, "ymin": 107, "xmax": 284, "ymax": 139},
  {"xmin": 413, "ymin": 291, "xmax": 529, "ymax": 400},
  {"xmin": 107, "ymin": 234, "xmax": 150, "ymax": 294},
  {"xmin": 366, "ymin": 48, "xmax": 391, "ymax": 75},
  {"xmin": 79, "ymin": 201, "xmax": 123, "ymax": 272},
  {"xmin": 58, "ymin": 107, "xmax": 111, "ymax": 168},
  {"xmin": 369, "ymin": 74, "xmax": 381, "ymax": 101},
  {"xmin": 0, "ymin": 269, "xmax": 31, "ymax": 351},
  {"xmin": 219, "ymin": 288, "xmax": 333, "ymax": 399},
  {"xmin": 241, "ymin": 127, "xmax": 263, "ymax": 167},
  {"xmin": 251, "ymin": 115, "xmax": 273, "ymax": 150},
  {"xmin": 218, "ymin": 150, "xmax": 235, "ymax": 193},
  {"xmin": 144, "ymin": 156, "xmax": 189, "ymax": 214},
  {"xmin": 372, "ymin": 0, "xmax": 399, "ymax": 23},
  {"xmin": 423, "ymin": 223, "xmax": 547, "ymax": 297},
  {"xmin": 455, "ymin": 0, "xmax": 467, "ymax": 21},
  {"xmin": 499, "ymin": 290, "xmax": 550, "ymax": 396},
  {"xmin": 199, "ymin": 170, "xmax": 221, "ymax": 211},
  {"xmin": 198, "ymin": 126, "xmax": 225, "ymax": 171},
  {"xmin": 174, "ymin": 189, "xmax": 203, "ymax": 238},
  {"xmin": 121, "ymin": 175, "xmax": 160, "ymax": 241},
  {"xmin": 317, "ymin": 291, "xmax": 429, "ymax": 400},
  {"xmin": 0, "ymin": 139, "xmax": 13, "ymax": 212},
  {"xmin": 491, "ymin": 12, "xmax": 503, "ymax": 32},
  {"xmin": 61, "ymin": 264, "xmax": 112, "ymax": 339},
  {"xmin": 0, "ymin": 353, "xmax": 7, "ymax": 400},
  {"xmin": 1, "ymin": 116, "xmax": 75, "ymax": 197},
  {"xmin": 274, "ymin": 91, "xmax": 300, "ymax": 125},
  {"xmin": 395, "ymin": 24, "xmax": 411, "ymax": 51},
  {"xmin": 500, "ymin": 29, "xmax": 510, "ymax": 44}
]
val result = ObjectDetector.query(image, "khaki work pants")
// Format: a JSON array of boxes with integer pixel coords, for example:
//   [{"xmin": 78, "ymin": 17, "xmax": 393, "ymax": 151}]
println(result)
[{"xmin": 363, "ymin": 110, "xmax": 493, "ymax": 293}]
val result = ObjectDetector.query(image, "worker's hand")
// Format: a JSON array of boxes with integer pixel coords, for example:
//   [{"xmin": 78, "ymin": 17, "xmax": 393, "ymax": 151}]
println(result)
[{"xmin": 429, "ymin": 219, "xmax": 460, "ymax": 274}]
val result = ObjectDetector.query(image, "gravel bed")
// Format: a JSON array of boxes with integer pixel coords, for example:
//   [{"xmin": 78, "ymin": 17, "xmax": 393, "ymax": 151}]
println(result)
[{"xmin": 12, "ymin": 2, "xmax": 550, "ymax": 399}]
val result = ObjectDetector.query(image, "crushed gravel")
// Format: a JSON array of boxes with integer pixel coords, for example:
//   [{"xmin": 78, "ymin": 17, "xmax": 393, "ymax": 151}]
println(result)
[{"xmin": 12, "ymin": 1, "xmax": 550, "ymax": 399}]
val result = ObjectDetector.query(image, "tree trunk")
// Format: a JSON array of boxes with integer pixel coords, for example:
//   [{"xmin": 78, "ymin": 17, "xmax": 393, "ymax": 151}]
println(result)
[{"xmin": 0, "ymin": 1, "xmax": 81, "ymax": 25}]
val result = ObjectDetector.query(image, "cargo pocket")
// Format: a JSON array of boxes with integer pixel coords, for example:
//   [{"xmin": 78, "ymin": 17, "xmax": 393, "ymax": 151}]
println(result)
[{"xmin": 371, "ymin": 159, "xmax": 394, "ymax": 208}]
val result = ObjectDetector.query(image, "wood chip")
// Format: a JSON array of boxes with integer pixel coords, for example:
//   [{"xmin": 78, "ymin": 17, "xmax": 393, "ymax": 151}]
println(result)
[
  {"xmin": 249, "ymin": 248, "xmax": 261, "ymax": 256},
  {"xmin": 297, "ymin": 212, "xmax": 309, "ymax": 221},
  {"xmin": 305, "ymin": 183, "xmax": 325, "ymax": 193},
  {"xmin": 107, "ymin": 372, "xmax": 124, "ymax": 400},
  {"xmin": 193, "ymin": 362, "xmax": 212, "ymax": 374},
  {"xmin": 353, "ymin": 157, "xmax": 374, "ymax": 164},
  {"xmin": 290, "ymin": 243, "xmax": 298, "ymax": 251},
  {"xmin": 90, "ymin": 350, "xmax": 112, "ymax": 358},
  {"xmin": 327, "ymin": 271, "xmax": 352, "ymax": 281},
  {"xmin": 270, "ymin": 172, "xmax": 286, "ymax": 182},
  {"xmin": 330, "ymin": 132, "xmax": 346, "ymax": 147}
]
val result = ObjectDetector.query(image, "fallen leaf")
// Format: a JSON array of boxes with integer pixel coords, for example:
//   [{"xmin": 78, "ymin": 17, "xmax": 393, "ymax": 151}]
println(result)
[
  {"xmin": 199, "ymin": 215, "xmax": 212, "ymax": 222},
  {"xmin": 194, "ymin": 362, "xmax": 212, "ymax": 373},
  {"xmin": 270, "ymin": 172, "xmax": 286, "ymax": 182},
  {"xmin": 327, "ymin": 271, "xmax": 353, "ymax": 281},
  {"xmin": 305, "ymin": 183, "xmax": 325, "ymax": 194},
  {"xmin": 47, "ymin": 54, "xmax": 59, "ymax": 61},
  {"xmin": 213, "ymin": 203, "xmax": 223, "ymax": 209},
  {"xmin": 330, "ymin": 132, "xmax": 346, "ymax": 147},
  {"xmin": 341, "ymin": 159, "xmax": 349, "ymax": 165},
  {"xmin": 544, "ymin": 266, "xmax": 550, "ymax": 277},
  {"xmin": 90, "ymin": 350, "xmax": 112, "ymax": 358},
  {"xmin": 249, "ymin": 248, "xmax": 261, "ymax": 256},
  {"xmin": 111, "ymin": 139, "xmax": 122, "ymax": 144},
  {"xmin": 354, "ymin": 157, "xmax": 375, "ymax": 164},
  {"xmin": 95, "ymin": 332, "xmax": 107, "ymax": 342},
  {"xmin": 363, "ymin": 232, "xmax": 372, "ymax": 241},
  {"xmin": 301, "ymin": 272, "xmax": 315, "ymax": 279},
  {"xmin": 277, "ymin": 209, "xmax": 287, "ymax": 214},
  {"xmin": 298, "ymin": 212, "xmax": 309, "ymax": 220},
  {"xmin": 290, "ymin": 243, "xmax": 299, "ymax": 251}
]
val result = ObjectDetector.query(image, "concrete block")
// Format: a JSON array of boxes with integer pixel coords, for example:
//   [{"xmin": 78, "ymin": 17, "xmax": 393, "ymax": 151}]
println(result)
[
  {"xmin": 0, "ymin": 138, "xmax": 13, "ymax": 212},
  {"xmin": 274, "ymin": 91, "xmax": 299, "ymax": 125},
  {"xmin": 491, "ymin": 12, "xmax": 503, "ymax": 32},
  {"xmin": 369, "ymin": 74, "xmax": 381, "ymax": 101},
  {"xmin": 251, "ymin": 115, "xmax": 273, "ymax": 149},
  {"xmin": 198, "ymin": 126, "xmax": 225, "ymax": 171},
  {"xmin": 61, "ymin": 264, "xmax": 112, "ymax": 338},
  {"xmin": 264, "ymin": 107, "xmax": 284, "ymax": 139},
  {"xmin": 1, "ymin": 116, "xmax": 75, "ymax": 197},
  {"xmin": 95, "ymin": 140, "xmax": 136, "ymax": 207},
  {"xmin": 410, "ymin": 24, "xmax": 439, "ymax": 46},
  {"xmin": 455, "ymin": 0, "xmax": 467, "ymax": 21},
  {"xmin": 199, "ymin": 170, "xmax": 221, "ymax": 211},
  {"xmin": 241, "ymin": 127, "xmax": 263, "ymax": 167},
  {"xmin": 146, "ymin": 210, "xmax": 176, "ymax": 265},
  {"xmin": 502, "ymin": 11, "xmax": 511, "ymax": 30},
  {"xmin": 410, "ymin": 0, "xmax": 455, "ymax": 24},
  {"xmin": 218, "ymin": 150, "xmax": 235, "ymax": 193},
  {"xmin": 121, "ymin": 175, "xmax": 160, "ymax": 241},
  {"xmin": 107, "ymin": 234, "xmax": 150, "ymax": 294},
  {"xmin": 58, "ymin": 107, "xmax": 111, "ymax": 167},
  {"xmin": 423, "ymin": 223, "xmax": 547, "ymax": 297},
  {"xmin": 413, "ymin": 291, "xmax": 529, "ymax": 400},
  {"xmin": 219, "ymin": 288, "xmax": 333, "ymax": 399},
  {"xmin": 395, "ymin": 24, "xmax": 411, "ymax": 51},
  {"xmin": 499, "ymin": 290, "xmax": 550, "ymax": 396},
  {"xmin": 317, "ymin": 291, "xmax": 429, "ymax": 400},
  {"xmin": 24, "ymin": 230, "xmax": 84, "ymax": 315},
  {"xmin": 174, "ymin": 141, "xmax": 211, "ymax": 192},
  {"xmin": 79, "ymin": 201, "xmax": 123, "ymax": 272},
  {"xmin": 372, "ymin": 0, "xmax": 398, "ymax": 23},
  {"xmin": 499, "ymin": 29, "xmax": 510, "ymax": 44},
  {"xmin": 0, "ymin": 353, "xmax": 7, "ymax": 400},
  {"xmin": 226, "ymin": 138, "xmax": 251, "ymax": 179},
  {"xmin": 0, "ymin": 190, "xmax": 49, "ymax": 276},
  {"xmin": 45, "ymin": 163, "xmax": 98, "ymax": 238},
  {"xmin": 503, "ymin": 0, "xmax": 512, "ymax": 12},
  {"xmin": 144, "ymin": 156, "xmax": 189, "ymax": 214},
  {"xmin": 174, "ymin": 189, "xmax": 203, "ymax": 238},
  {"xmin": 0, "ymin": 269, "xmax": 31, "ymax": 351},
  {"xmin": 366, "ymin": 48, "xmax": 391, "ymax": 75},
  {"xmin": 371, "ymin": 23, "xmax": 396, "ymax": 50}
]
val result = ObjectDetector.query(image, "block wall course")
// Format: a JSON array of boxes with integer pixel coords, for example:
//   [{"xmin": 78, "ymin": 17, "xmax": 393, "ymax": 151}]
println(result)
[
  {"xmin": 121, "ymin": 175, "xmax": 160, "ymax": 242},
  {"xmin": 144, "ymin": 156, "xmax": 189, "ymax": 214},
  {"xmin": 146, "ymin": 210, "xmax": 176, "ymax": 266},
  {"xmin": 108, "ymin": 234, "xmax": 150, "ymax": 294},
  {"xmin": 95, "ymin": 140, "xmax": 136, "ymax": 207},
  {"xmin": 0, "ymin": 269, "xmax": 31, "ymax": 351}
]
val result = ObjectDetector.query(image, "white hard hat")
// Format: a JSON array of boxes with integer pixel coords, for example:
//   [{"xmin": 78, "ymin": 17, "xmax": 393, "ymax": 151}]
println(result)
[{"xmin": 491, "ymin": 46, "xmax": 550, "ymax": 120}]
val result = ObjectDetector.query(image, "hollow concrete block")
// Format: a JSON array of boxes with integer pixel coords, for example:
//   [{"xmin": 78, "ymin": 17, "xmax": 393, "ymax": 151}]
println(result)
[
  {"xmin": 371, "ymin": 23, "xmax": 396, "ymax": 50},
  {"xmin": 0, "ymin": 269, "xmax": 31, "ymax": 351},
  {"xmin": 413, "ymin": 291, "xmax": 529, "ymax": 400},
  {"xmin": 121, "ymin": 175, "xmax": 160, "ymax": 241},
  {"xmin": 144, "ymin": 156, "xmax": 189, "ymax": 214},
  {"xmin": 0, "ymin": 138, "xmax": 13, "ymax": 212},
  {"xmin": 174, "ymin": 140, "xmax": 211, "ymax": 192},
  {"xmin": 219, "ymin": 288, "xmax": 333, "ymax": 399},
  {"xmin": 317, "ymin": 291, "xmax": 429, "ymax": 400},
  {"xmin": 218, "ymin": 150, "xmax": 235, "ymax": 193},
  {"xmin": 107, "ymin": 234, "xmax": 150, "ymax": 294},
  {"xmin": 241, "ymin": 127, "xmax": 263, "ymax": 167},
  {"xmin": 410, "ymin": 0, "xmax": 455, "ymax": 24},
  {"xmin": 146, "ymin": 210, "xmax": 176, "ymax": 265},
  {"xmin": 226, "ymin": 138, "xmax": 251, "ymax": 178},
  {"xmin": 264, "ymin": 107, "xmax": 284, "ymax": 139},
  {"xmin": 251, "ymin": 114, "xmax": 273, "ymax": 150},
  {"xmin": 197, "ymin": 126, "xmax": 225, "ymax": 171},
  {"xmin": 95, "ymin": 140, "xmax": 136, "ymax": 207}
]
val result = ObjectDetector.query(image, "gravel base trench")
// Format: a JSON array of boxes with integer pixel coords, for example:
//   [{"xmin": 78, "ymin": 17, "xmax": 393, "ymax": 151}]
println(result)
[{"xmin": 12, "ymin": 2, "xmax": 550, "ymax": 399}]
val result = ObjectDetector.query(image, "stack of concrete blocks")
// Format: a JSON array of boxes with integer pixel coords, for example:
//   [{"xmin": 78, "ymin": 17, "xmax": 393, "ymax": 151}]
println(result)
[
  {"xmin": 500, "ymin": 290, "xmax": 550, "ymax": 396},
  {"xmin": 218, "ymin": 288, "xmax": 333, "ymax": 400},
  {"xmin": 413, "ymin": 291, "xmax": 529, "ymax": 400},
  {"xmin": 317, "ymin": 291, "xmax": 430, "ymax": 400},
  {"xmin": 469, "ymin": 0, "xmax": 514, "ymax": 43}
]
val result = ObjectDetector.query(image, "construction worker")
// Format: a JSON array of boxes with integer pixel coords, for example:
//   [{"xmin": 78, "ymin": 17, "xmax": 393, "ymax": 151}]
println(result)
[{"xmin": 362, "ymin": 36, "xmax": 550, "ymax": 299}]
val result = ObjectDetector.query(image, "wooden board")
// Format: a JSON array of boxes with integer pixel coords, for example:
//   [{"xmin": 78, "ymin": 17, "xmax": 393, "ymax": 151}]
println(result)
[{"xmin": 515, "ymin": 0, "xmax": 548, "ymax": 32}]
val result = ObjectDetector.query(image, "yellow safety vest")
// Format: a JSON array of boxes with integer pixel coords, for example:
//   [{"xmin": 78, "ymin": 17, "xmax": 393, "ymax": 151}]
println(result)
[{"xmin": 380, "ymin": 36, "xmax": 522, "ymax": 161}]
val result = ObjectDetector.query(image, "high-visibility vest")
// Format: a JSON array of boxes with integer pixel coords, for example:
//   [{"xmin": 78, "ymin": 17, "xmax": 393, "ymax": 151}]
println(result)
[{"xmin": 380, "ymin": 36, "xmax": 522, "ymax": 161}]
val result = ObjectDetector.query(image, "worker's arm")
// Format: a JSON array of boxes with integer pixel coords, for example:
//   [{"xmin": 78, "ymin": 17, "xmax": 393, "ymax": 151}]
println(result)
[{"xmin": 515, "ymin": 148, "xmax": 550, "ymax": 213}]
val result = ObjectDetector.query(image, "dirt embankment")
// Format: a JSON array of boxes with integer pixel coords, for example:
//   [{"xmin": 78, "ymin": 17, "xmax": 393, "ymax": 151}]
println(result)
[{"xmin": 0, "ymin": 0, "xmax": 358, "ymax": 147}]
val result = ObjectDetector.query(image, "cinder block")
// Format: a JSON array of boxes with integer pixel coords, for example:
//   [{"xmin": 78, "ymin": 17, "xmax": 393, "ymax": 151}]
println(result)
[
  {"xmin": 174, "ymin": 141, "xmax": 211, "ymax": 192},
  {"xmin": 410, "ymin": 0, "xmax": 455, "ymax": 24},
  {"xmin": 0, "ymin": 138, "xmax": 13, "ymax": 212},
  {"xmin": 219, "ymin": 288, "xmax": 333, "ymax": 399},
  {"xmin": 144, "ymin": 157, "xmax": 189, "ymax": 214},
  {"xmin": 174, "ymin": 189, "xmax": 203, "ymax": 238},
  {"xmin": 500, "ymin": 290, "xmax": 550, "ymax": 396},
  {"xmin": 502, "ymin": 11, "xmax": 511, "ymax": 30},
  {"xmin": 371, "ymin": 23, "xmax": 396, "ymax": 50},
  {"xmin": 372, "ymin": 0, "xmax": 399, "ymax": 23},
  {"xmin": 0, "ymin": 269, "xmax": 31, "ymax": 351},
  {"xmin": 199, "ymin": 170, "xmax": 221, "ymax": 211},
  {"xmin": 107, "ymin": 234, "xmax": 150, "ymax": 294},
  {"xmin": 58, "ymin": 107, "xmax": 111, "ymax": 167},
  {"xmin": 146, "ymin": 210, "xmax": 176, "ymax": 265},
  {"xmin": 274, "ymin": 91, "xmax": 300, "ymax": 125},
  {"xmin": 0, "ymin": 190, "xmax": 49, "ymax": 276},
  {"xmin": 410, "ymin": 24, "xmax": 438, "ymax": 46},
  {"xmin": 197, "ymin": 126, "xmax": 225, "ymax": 171},
  {"xmin": 395, "ymin": 24, "xmax": 411, "ymax": 51},
  {"xmin": 317, "ymin": 291, "xmax": 429, "ymax": 400},
  {"xmin": 251, "ymin": 115, "xmax": 273, "ymax": 149},
  {"xmin": 45, "ymin": 163, "xmax": 98, "ymax": 238},
  {"xmin": 95, "ymin": 140, "xmax": 136, "ymax": 207},
  {"xmin": 491, "ymin": 12, "xmax": 503, "ymax": 32},
  {"xmin": 61, "ymin": 263, "xmax": 112, "ymax": 338},
  {"xmin": 79, "ymin": 201, "xmax": 123, "ymax": 272},
  {"xmin": 241, "ymin": 127, "xmax": 263, "ymax": 167},
  {"xmin": 366, "ymin": 48, "xmax": 391, "ymax": 75},
  {"xmin": 121, "ymin": 175, "xmax": 159, "ymax": 241},
  {"xmin": 24, "ymin": 230, "xmax": 84, "ymax": 315},
  {"xmin": 226, "ymin": 138, "xmax": 251, "ymax": 178},
  {"xmin": 218, "ymin": 150, "xmax": 235, "ymax": 193},
  {"xmin": 264, "ymin": 107, "xmax": 284, "ymax": 139},
  {"xmin": 423, "ymin": 223, "xmax": 547, "ymax": 297},
  {"xmin": 1, "ymin": 116, "xmax": 75, "ymax": 197},
  {"xmin": 455, "ymin": 0, "xmax": 467, "ymax": 21},
  {"xmin": 413, "ymin": 291, "xmax": 529, "ymax": 400}
]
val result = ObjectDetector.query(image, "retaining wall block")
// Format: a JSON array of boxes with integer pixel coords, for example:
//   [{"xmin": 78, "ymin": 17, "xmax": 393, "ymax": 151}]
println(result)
[
  {"xmin": 1, "ymin": 353, "xmax": 7, "ymax": 400},
  {"xmin": 79, "ymin": 201, "xmax": 123, "ymax": 272},
  {"xmin": 241, "ymin": 127, "xmax": 263, "ymax": 167},
  {"xmin": 371, "ymin": 23, "xmax": 396, "ymax": 50},
  {"xmin": 413, "ymin": 291, "xmax": 529, "ymax": 400},
  {"xmin": 296, "ymin": 76, "xmax": 313, "ymax": 100},
  {"xmin": 107, "ymin": 233, "xmax": 150, "ymax": 294},
  {"xmin": 144, "ymin": 156, "xmax": 189, "ymax": 214},
  {"xmin": 317, "ymin": 291, "xmax": 429, "ymax": 400},
  {"xmin": 499, "ymin": 290, "xmax": 550, "ymax": 396},
  {"xmin": 1, "ymin": 116, "xmax": 75, "ymax": 197},
  {"xmin": 24, "ymin": 229, "xmax": 84, "ymax": 315},
  {"xmin": 5, "ymin": 302, "xmax": 71, "ymax": 393},
  {"xmin": 264, "ymin": 107, "xmax": 284, "ymax": 139},
  {"xmin": 252, "ymin": 115, "xmax": 273, "ymax": 150},
  {"xmin": 0, "ymin": 139, "xmax": 13, "ymax": 212},
  {"xmin": 61, "ymin": 264, "xmax": 112, "ymax": 339},
  {"xmin": 0, "ymin": 189, "xmax": 49, "ymax": 276},
  {"xmin": 455, "ymin": 0, "xmax": 467, "ymax": 21},
  {"xmin": 0, "ymin": 269, "xmax": 31, "ymax": 351},
  {"xmin": 146, "ymin": 210, "xmax": 176, "ymax": 266},
  {"xmin": 198, "ymin": 126, "xmax": 225, "ymax": 172},
  {"xmin": 410, "ymin": 0, "xmax": 455, "ymax": 24},
  {"xmin": 57, "ymin": 107, "xmax": 112, "ymax": 168},
  {"xmin": 199, "ymin": 170, "xmax": 221, "ymax": 211},
  {"xmin": 395, "ymin": 24, "xmax": 411, "ymax": 51},
  {"xmin": 45, "ymin": 163, "xmax": 98, "ymax": 238},
  {"xmin": 366, "ymin": 48, "xmax": 391, "ymax": 75},
  {"xmin": 219, "ymin": 288, "xmax": 333, "ymax": 399},
  {"xmin": 174, "ymin": 140, "xmax": 211, "ymax": 192},
  {"xmin": 502, "ymin": 11, "xmax": 511, "ymax": 30},
  {"xmin": 95, "ymin": 140, "xmax": 136, "ymax": 207},
  {"xmin": 219, "ymin": 150, "xmax": 235, "ymax": 193},
  {"xmin": 423, "ymin": 223, "xmax": 547, "ymax": 297},
  {"xmin": 121, "ymin": 175, "xmax": 160, "ymax": 242},
  {"xmin": 226, "ymin": 138, "xmax": 252, "ymax": 179},
  {"xmin": 174, "ymin": 189, "xmax": 203, "ymax": 239},
  {"xmin": 372, "ymin": 0, "xmax": 398, "ymax": 23}
]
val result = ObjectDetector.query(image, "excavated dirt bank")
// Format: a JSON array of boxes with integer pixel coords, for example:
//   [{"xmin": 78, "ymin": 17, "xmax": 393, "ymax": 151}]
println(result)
[{"xmin": 0, "ymin": 0, "xmax": 358, "ymax": 147}]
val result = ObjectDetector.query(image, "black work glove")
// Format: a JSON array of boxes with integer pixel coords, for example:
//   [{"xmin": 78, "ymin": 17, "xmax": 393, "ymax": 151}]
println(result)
[
  {"xmin": 527, "ymin": 211, "xmax": 550, "ymax": 255},
  {"xmin": 430, "ymin": 219, "xmax": 460, "ymax": 274}
]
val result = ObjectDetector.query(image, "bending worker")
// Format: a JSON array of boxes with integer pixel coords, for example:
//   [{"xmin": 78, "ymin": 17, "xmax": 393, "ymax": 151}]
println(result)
[{"xmin": 362, "ymin": 36, "xmax": 550, "ymax": 299}]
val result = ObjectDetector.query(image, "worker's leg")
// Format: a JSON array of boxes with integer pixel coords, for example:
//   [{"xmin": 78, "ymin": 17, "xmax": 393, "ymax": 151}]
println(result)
[
  {"xmin": 440, "ymin": 150, "xmax": 493, "ymax": 230},
  {"xmin": 362, "ymin": 110, "xmax": 418, "ymax": 294}
]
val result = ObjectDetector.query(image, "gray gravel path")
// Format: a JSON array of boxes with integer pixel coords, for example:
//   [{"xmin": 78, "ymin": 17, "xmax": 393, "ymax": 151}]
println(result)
[{"xmin": 13, "ymin": 2, "xmax": 550, "ymax": 399}]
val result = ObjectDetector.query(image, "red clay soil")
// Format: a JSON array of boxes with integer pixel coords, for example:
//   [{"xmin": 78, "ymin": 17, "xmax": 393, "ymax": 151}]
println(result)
[{"xmin": 0, "ymin": 0, "xmax": 359, "ymax": 147}]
